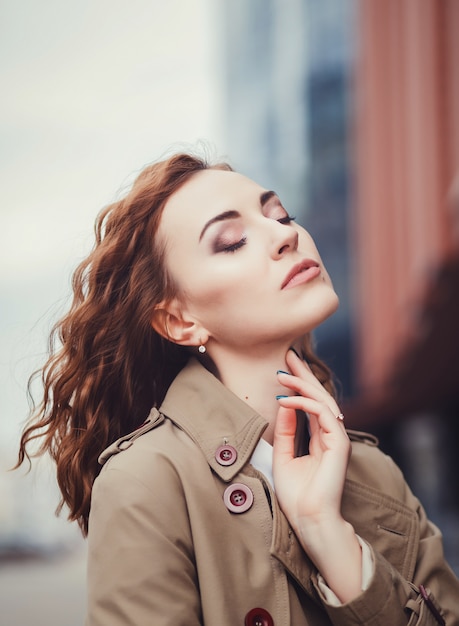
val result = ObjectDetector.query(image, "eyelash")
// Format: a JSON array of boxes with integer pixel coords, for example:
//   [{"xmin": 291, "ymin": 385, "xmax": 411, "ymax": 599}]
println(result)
[
  {"xmin": 223, "ymin": 237, "xmax": 248, "ymax": 253},
  {"xmin": 278, "ymin": 215, "xmax": 296, "ymax": 225},
  {"xmin": 221, "ymin": 214, "xmax": 296, "ymax": 253}
]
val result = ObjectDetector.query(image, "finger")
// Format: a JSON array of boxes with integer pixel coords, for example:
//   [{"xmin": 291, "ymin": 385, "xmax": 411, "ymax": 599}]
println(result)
[
  {"xmin": 285, "ymin": 353, "xmax": 347, "ymax": 429},
  {"xmin": 335, "ymin": 413, "xmax": 347, "ymax": 431},
  {"xmin": 277, "ymin": 372, "xmax": 340, "ymax": 417},
  {"xmin": 308, "ymin": 412, "xmax": 319, "ymax": 438},
  {"xmin": 308, "ymin": 413, "xmax": 324, "ymax": 456},
  {"xmin": 285, "ymin": 350, "xmax": 329, "ymax": 395},
  {"xmin": 277, "ymin": 371, "xmax": 336, "ymax": 403},
  {"xmin": 277, "ymin": 396, "xmax": 347, "ymax": 439},
  {"xmin": 287, "ymin": 348, "xmax": 313, "ymax": 373},
  {"xmin": 273, "ymin": 406, "xmax": 297, "ymax": 467}
]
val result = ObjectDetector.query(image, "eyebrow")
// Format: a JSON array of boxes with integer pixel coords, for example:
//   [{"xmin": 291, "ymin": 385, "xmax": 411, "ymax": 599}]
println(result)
[
  {"xmin": 260, "ymin": 190, "xmax": 278, "ymax": 205},
  {"xmin": 199, "ymin": 190, "xmax": 279, "ymax": 241}
]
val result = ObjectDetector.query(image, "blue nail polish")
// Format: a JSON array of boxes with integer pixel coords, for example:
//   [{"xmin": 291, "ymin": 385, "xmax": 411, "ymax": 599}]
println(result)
[
  {"xmin": 276, "ymin": 370, "xmax": 290, "ymax": 375},
  {"xmin": 289, "ymin": 347, "xmax": 301, "ymax": 358},
  {"xmin": 276, "ymin": 395, "xmax": 288, "ymax": 400}
]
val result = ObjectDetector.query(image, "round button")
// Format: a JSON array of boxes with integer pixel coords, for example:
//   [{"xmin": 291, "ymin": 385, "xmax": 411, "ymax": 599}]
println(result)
[
  {"xmin": 223, "ymin": 483, "xmax": 254, "ymax": 514},
  {"xmin": 245, "ymin": 607, "xmax": 274, "ymax": 626},
  {"xmin": 215, "ymin": 444, "xmax": 238, "ymax": 466}
]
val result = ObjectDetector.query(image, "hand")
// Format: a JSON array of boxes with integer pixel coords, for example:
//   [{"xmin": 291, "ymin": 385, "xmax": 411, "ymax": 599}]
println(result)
[
  {"xmin": 273, "ymin": 349, "xmax": 350, "ymax": 528},
  {"xmin": 273, "ymin": 349, "xmax": 362, "ymax": 603}
]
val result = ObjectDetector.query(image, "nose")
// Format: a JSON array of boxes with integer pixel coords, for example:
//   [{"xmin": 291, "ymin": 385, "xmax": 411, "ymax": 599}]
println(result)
[{"xmin": 271, "ymin": 221, "xmax": 299, "ymax": 258}]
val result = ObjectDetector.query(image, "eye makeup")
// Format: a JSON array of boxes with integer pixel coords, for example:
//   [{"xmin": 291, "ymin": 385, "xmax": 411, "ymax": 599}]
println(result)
[
  {"xmin": 261, "ymin": 194, "xmax": 295, "ymax": 225},
  {"xmin": 212, "ymin": 229, "xmax": 247, "ymax": 253},
  {"xmin": 205, "ymin": 192, "xmax": 295, "ymax": 254},
  {"xmin": 278, "ymin": 215, "xmax": 296, "ymax": 225}
]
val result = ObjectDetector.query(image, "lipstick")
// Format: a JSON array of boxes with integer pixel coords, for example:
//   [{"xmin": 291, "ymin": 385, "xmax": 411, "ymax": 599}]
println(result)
[{"xmin": 281, "ymin": 259, "xmax": 321, "ymax": 290}]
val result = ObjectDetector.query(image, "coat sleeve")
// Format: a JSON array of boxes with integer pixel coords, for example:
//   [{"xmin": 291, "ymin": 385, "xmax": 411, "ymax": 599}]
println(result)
[
  {"xmin": 85, "ymin": 458, "xmax": 202, "ymax": 626},
  {"xmin": 313, "ymin": 454, "xmax": 459, "ymax": 626}
]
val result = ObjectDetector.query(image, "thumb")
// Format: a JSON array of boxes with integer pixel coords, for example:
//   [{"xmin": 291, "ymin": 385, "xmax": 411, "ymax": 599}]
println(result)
[{"xmin": 273, "ymin": 405, "xmax": 297, "ymax": 469}]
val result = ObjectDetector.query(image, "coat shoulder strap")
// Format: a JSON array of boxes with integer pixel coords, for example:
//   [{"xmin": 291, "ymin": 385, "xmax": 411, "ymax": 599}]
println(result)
[{"xmin": 98, "ymin": 408, "xmax": 165, "ymax": 465}]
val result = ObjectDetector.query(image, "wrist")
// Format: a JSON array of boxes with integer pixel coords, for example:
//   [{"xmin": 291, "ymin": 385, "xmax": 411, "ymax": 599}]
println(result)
[
  {"xmin": 297, "ymin": 517, "xmax": 363, "ymax": 604},
  {"xmin": 297, "ymin": 515, "xmax": 353, "ymax": 552}
]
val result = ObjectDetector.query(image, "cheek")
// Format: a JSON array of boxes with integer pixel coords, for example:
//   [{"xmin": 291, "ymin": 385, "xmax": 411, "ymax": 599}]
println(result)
[
  {"xmin": 163, "ymin": 233, "xmax": 267, "ymax": 317},
  {"xmin": 186, "ymin": 270, "xmax": 249, "ymax": 310},
  {"xmin": 168, "ymin": 254, "xmax": 249, "ymax": 312}
]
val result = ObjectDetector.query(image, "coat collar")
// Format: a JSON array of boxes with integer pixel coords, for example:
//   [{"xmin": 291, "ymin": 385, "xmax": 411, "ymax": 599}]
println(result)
[{"xmin": 159, "ymin": 358, "xmax": 269, "ymax": 482}]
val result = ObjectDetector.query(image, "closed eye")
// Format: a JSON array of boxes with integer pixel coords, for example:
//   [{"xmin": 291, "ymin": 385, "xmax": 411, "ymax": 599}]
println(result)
[
  {"xmin": 222, "ymin": 237, "xmax": 247, "ymax": 253},
  {"xmin": 277, "ymin": 215, "xmax": 296, "ymax": 225}
]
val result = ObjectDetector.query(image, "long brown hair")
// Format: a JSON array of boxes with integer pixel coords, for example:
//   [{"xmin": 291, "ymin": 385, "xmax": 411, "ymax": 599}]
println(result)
[{"xmin": 16, "ymin": 152, "xmax": 335, "ymax": 535}]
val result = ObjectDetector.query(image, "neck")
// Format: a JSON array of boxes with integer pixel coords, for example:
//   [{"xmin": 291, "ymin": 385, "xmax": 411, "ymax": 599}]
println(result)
[{"xmin": 206, "ymin": 344, "xmax": 296, "ymax": 444}]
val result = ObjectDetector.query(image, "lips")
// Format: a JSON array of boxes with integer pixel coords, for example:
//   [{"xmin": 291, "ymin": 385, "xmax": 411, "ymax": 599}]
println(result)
[{"xmin": 281, "ymin": 259, "xmax": 321, "ymax": 289}]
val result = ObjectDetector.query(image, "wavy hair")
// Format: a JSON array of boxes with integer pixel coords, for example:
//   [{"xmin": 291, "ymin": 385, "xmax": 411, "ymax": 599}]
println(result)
[{"xmin": 16, "ymin": 152, "xmax": 335, "ymax": 535}]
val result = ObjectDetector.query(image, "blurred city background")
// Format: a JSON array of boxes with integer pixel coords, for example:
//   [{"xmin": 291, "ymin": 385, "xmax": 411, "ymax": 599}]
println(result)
[{"xmin": 1, "ymin": 0, "xmax": 458, "ymax": 623}]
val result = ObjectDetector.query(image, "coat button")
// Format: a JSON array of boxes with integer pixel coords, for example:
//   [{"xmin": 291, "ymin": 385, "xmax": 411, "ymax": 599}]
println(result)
[
  {"xmin": 245, "ymin": 607, "xmax": 274, "ymax": 626},
  {"xmin": 215, "ymin": 444, "xmax": 238, "ymax": 466},
  {"xmin": 223, "ymin": 483, "xmax": 254, "ymax": 513}
]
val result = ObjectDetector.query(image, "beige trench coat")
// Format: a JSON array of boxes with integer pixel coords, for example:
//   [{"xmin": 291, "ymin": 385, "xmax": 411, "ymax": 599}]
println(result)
[{"xmin": 86, "ymin": 358, "xmax": 459, "ymax": 625}]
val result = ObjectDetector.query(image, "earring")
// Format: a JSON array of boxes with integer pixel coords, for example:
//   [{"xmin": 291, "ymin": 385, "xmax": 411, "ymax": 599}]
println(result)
[{"xmin": 198, "ymin": 344, "xmax": 206, "ymax": 354}]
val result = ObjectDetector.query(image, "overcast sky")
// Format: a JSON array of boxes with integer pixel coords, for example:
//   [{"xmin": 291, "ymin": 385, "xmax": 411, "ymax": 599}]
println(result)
[{"xmin": 0, "ymin": 0, "xmax": 226, "ymax": 457}]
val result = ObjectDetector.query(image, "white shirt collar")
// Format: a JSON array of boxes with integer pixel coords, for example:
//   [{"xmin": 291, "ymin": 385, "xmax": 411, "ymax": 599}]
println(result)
[{"xmin": 250, "ymin": 437, "xmax": 274, "ymax": 489}]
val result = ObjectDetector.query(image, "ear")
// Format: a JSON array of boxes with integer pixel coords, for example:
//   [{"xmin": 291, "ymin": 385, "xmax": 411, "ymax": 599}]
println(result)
[{"xmin": 151, "ymin": 299, "xmax": 207, "ymax": 347}]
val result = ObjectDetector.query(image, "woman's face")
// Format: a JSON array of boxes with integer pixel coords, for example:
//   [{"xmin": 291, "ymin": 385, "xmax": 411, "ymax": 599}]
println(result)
[{"xmin": 158, "ymin": 169, "xmax": 339, "ymax": 352}]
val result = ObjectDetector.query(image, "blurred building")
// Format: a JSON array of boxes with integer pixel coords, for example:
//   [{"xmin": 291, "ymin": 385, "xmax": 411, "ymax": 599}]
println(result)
[{"xmin": 350, "ymin": 0, "xmax": 459, "ymax": 411}]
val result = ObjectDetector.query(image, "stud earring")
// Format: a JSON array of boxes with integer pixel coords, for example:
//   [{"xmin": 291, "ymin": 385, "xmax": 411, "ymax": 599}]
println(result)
[{"xmin": 198, "ymin": 344, "xmax": 206, "ymax": 354}]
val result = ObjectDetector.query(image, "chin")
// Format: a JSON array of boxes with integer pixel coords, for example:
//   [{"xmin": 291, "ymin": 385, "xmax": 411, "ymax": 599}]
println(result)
[
  {"xmin": 326, "ymin": 290, "xmax": 340, "ymax": 318},
  {"xmin": 330, "ymin": 290, "xmax": 340, "ymax": 311},
  {"xmin": 310, "ymin": 290, "xmax": 340, "ymax": 328}
]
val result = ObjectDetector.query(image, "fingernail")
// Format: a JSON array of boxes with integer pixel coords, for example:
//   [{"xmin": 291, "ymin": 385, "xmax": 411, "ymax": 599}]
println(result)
[
  {"xmin": 276, "ymin": 369, "xmax": 290, "ymax": 375},
  {"xmin": 276, "ymin": 395, "xmax": 288, "ymax": 400},
  {"xmin": 289, "ymin": 347, "xmax": 301, "ymax": 358}
]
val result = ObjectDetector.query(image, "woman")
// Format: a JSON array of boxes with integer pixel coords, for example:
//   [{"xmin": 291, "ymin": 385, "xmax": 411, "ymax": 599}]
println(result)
[{"xmin": 17, "ymin": 152, "xmax": 459, "ymax": 625}]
